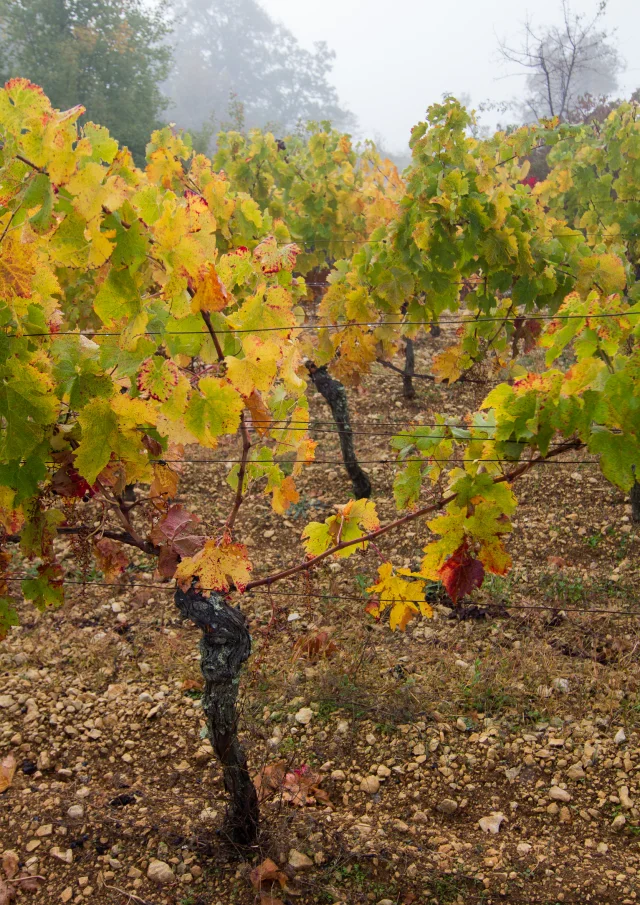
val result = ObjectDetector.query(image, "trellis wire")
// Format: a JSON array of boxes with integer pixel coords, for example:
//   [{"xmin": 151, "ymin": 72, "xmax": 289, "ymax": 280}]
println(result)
[
  {"xmin": 4, "ymin": 575, "xmax": 640, "ymax": 618},
  {"xmin": 4, "ymin": 307, "xmax": 639, "ymax": 340}
]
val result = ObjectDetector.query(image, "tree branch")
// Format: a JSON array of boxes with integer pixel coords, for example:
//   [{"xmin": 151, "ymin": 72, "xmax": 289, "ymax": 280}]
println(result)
[
  {"xmin": 244, "ymin": 439, "xmax": 584, "ymax": 591},
  {"xmin": 5, "ymin": 526, "xmax": 158, "ymax": 555}
]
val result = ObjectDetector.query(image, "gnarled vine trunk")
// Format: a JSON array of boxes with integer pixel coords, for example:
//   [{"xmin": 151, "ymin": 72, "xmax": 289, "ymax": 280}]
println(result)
[
  {"xmin": 631, "ymin": 479, "xmax": 640, "ymax": 524},
  {"xmin": 403, "ymin": 338, "xmax": 416, "ymax": 400},
  {"xmin": 306, "ymin": 363, "xmax": 371, "ymax": 499},
  {"xmin": 174, "ymin": 587, "xmax": 259, "ymax": 845}
]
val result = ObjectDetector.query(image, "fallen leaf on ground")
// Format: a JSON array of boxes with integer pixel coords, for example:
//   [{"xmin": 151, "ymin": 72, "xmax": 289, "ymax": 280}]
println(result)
[
  {"xmin": 249, "ymin": 858, "xmax": 288, "ymax": 891},
  {"xmin": 0, "ymin": 754, "xmax": 16, "ymax": 793},
  {"xmin": 1, "ymin": 852, "xmax": 18, "ymax": 879},
  {"xmin": 292, "ymin": 631, "xmax": 338, "ymax": 662},
  {"xmin": 253, "ymin": 761, "xmax": 330, "ymax": 807},
  {"xmin": 0, "ymin": 877, "xmax": 13, "ymax": 905}
]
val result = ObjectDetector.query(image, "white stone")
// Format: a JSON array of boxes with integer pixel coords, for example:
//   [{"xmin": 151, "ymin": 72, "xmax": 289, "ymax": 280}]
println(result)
[
  {"xmin": 0, "ymin": 695, "xmax": 14, "ymax": 708},
  {"xmin": 295, "ymin": 707, "xmax": 313, "ymax": 725},
  {"xmin": 287, "ymin": 612, "xmax": 301, "ymax": 622},
  {"xmin": 549, "ymin": 786, "xmax": 571, "ymax": 802},
  {"xmin": 516, "ymin": 842, "xmax": 532, "ymax": 855},
  {"xmin": 199, "ymin": 808, "xmax": 217, "ymax": 821},
  {"xmin": 614, "ymin": 728, "xmax": 627, "ymax": 745},
  {"xmin": 359, "ymin": 776, "xmax": 380, "ymax": 794},
  {"xmin": 288, "ymin": 849, "xmax": 313, "ymax": 870},
  {"xmin": 479, "ymin": 813, "xmax": 505, "ymax": 834},
  {"xmin": 566, "ymin": 763, "xmax": 586, "ymax": 780},
  {"xmin": 50, "ymin": 847, "xmax": 73, "ymax": 864},
  {"xmin": 67, "ymin": 805, "xmax": 84, "ymax": 819},
  {"xmin": 619, "ymin": 786, "xmax": 634, "ymax": 809},
  {"xmin": 147, "ymin": 859, "xmax": 175, "ymax": 885},
  {"xmin": 436, "ymin": 798, "xmax": 458, "ymax": 816}
]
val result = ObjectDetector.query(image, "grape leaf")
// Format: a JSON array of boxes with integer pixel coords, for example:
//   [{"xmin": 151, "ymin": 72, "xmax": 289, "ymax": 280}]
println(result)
[
  {"xmin": 137, "ymin": 357, "xmax": 181, "ymax": 402},
  {"xmin": 366, "ymin": 562, "xmax": 432, "ymax": 631},
  {"xmin": 254, "ymin": 236, "xmax": 301, "ymax": 274},
  {"xmin": 191, "ymin": 262, "xmax": 230, "ymax": 313},
  {"xmin": 0, "ymin": 597, "xmax": 19, "ymax": 640},
  {"xmin": 184, "ymin": 377, "xmax": 244, "ymax": 446},
  {"xmin": 93, "ymin": 538, "xmax": 128, "ymax": 581},
  {"xmin": 438, "ymin": 542, "xmax": 485, "ymax": 604},
  {"xmin": 175, "ymin": 538, "xmax": 252, "ymax": 592}
]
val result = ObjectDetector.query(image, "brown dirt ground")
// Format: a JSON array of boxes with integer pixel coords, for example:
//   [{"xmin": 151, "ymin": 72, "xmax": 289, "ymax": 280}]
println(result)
[{"xmin": 1, "ymin": 330, "xmax": 640, "ymax": 905}]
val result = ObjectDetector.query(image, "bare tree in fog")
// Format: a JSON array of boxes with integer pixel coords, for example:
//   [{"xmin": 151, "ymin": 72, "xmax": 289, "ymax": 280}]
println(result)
[{"xmin": 499, "ymin": 0, "xmax": 622, "ymax": 122}]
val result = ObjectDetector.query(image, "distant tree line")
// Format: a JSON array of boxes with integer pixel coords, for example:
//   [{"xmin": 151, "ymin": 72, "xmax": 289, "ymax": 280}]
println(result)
[
  {"xmin": 0, "ymin": 0, "xmax": 353, "ymax": 163},
  {"xmin": 0, "ymin": 0, "xmax": 636, "ymax": 165}
]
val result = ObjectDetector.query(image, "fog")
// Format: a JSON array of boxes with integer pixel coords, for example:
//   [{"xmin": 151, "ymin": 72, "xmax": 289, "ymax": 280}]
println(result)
[{"xmin": 260, "ymin": 0, "xmax": 640, "ymax": 151}]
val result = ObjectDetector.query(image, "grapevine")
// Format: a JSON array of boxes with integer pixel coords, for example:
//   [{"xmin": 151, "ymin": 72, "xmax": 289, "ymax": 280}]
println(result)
[{"xmin": 0, "ymin": 81, "xmax": 639, "ymax": 843}]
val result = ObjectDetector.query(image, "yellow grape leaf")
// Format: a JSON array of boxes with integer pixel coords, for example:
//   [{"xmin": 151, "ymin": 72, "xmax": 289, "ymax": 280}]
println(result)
[
  {"xmin": 366, "ymin": 562, "xmax": 432, "ymax": 631},
  {"xmin": 302, "ymin": 499, "xmax": 379, "ymax": 559},
  {"xmin": 253, "ymin": 236, "xmax": 301, "ymax": 274},
  {"xmin": 184, "ymin": 377, "xmax": 244, "ymax": 447},
  {"xmin": 175, "ymin": 539, "xmax": 252, "ymax": 592},
  {"xmin": 576, "ymin": 254, "xmax": 626, "ymax": 297},
  {"xmin": 478, "ymin": 538, "xmax": 512, "ymax": 576},
  {"xmin": 431, "ymin": 345, "xmax": 467, "ymax": 384},
  {"xmin": 0, "ymin": 231, "xmax": 36, "ymax": 299},
  {"xmin": 191, "ymin": 262, "xmax": 230, "ymax": 313},
  {"xmin": 225, "ymin": 336, "xmax": 281, "ymax": 396},
  {"xmin": 0, "ymin": 487, "xmax": 24, "ymax": 534},
  {"xmin": 150, "ymin": 464, "xmax": 180, "ymax": 501}
]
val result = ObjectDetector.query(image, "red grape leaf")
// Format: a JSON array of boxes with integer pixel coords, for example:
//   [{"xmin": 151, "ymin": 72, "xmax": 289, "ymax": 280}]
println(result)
[{"xmin": 438, "ymin": 542, "xmax": 485, "ymax": 604}]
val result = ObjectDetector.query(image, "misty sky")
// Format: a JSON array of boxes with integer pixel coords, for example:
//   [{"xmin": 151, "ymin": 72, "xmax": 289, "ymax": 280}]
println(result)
[{"xmin": 261, "ymin": 0, "xmax": 640, "ymax": 151}]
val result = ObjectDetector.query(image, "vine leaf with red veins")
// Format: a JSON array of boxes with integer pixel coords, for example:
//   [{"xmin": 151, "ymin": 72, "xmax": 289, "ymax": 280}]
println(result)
[
  {"xmin": 137, "ymin": 357, "xmax": 180, "ymax": 402},
  {"xmin": 174, "ymin": 537, "xmax": 252, "ymax": 592},
  {"xmin": 438, "ymin": 541, "xmax": 485, "ymax": 604},
  {"xmin": 254, "ymin": 236, "xmax": 301, "ymax": 274}
]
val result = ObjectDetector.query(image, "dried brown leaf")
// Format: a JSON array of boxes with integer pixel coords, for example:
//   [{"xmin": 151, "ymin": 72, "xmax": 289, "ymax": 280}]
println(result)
[
  {"xmin": 249, "ymin": 858, "xmax": 287, "ymax": 891},
  {"xmin": 1, "ymin": 852, "xmax": 18, "ymax": 880},
  {"xmin": 0, "ymin": 754, "xmax": 17, "ymax": 793}
]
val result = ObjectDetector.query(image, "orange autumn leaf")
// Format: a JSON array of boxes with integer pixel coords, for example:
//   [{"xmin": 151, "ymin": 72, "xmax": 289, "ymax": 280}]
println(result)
[
  {"xmin": 245, "ymin": 390, "xmax": 272, "ymax": 435},
  {"xmin": 271, "ymin": 475, "xmax": 299, "ymax": 515},
  {"xmin": 191, "ymin": 262, "xmax": 230, "ymax": 313},
  {"xmin": 0, "ymin": 753, "xmax": 17, "ymax": 793}
]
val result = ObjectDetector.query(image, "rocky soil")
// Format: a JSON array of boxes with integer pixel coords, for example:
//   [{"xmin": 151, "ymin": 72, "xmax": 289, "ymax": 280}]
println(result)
[{"xmin": 1, "ymin": 333, "xmax": 639, "ymax": 905}]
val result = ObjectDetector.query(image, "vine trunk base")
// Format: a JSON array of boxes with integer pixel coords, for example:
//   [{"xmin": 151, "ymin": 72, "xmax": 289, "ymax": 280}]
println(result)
[{"xmin": 174, "ymin": 587, "xmax": 259, "ymax": 846}]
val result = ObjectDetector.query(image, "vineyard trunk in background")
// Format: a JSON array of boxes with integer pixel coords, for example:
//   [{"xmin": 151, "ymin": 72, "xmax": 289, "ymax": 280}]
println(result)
[
  {"xmin": 403, "ymin": 338, "xmax": 416, "ymax": 400},
  {"xmin": 174, "ymin": 588, "xmax": 259, "ymax": 845},
  {"xmin": 306, "ymin": 363, "xmax": 372, "ymax": 499}
]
